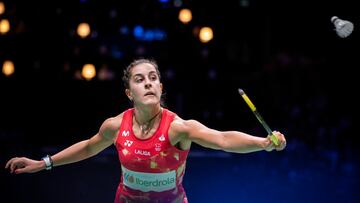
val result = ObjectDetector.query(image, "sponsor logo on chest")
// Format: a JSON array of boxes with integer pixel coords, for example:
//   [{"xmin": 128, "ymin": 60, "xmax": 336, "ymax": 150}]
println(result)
[
  {"xmin": 121, "ymin": 130, "xmax": 129, "ymax": 137},
  {"xmin": 135, "ymin": 149, "xmax": 151, "ymax": 156},
  {"xmin": 122, "ymin": 165, "xmax": 176, "ymax": 192}
]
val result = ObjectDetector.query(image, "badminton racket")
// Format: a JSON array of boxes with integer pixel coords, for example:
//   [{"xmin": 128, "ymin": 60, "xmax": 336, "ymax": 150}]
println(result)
[{"xmin": 238, "ymin": 88, "xmax": 279, "ymax": 146}]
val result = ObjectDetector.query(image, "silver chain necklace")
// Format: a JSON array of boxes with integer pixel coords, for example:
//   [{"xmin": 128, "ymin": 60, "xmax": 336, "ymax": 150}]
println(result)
[{"xmin": 134, "ymin": 109, "xmax": 161, "ymax": 135}]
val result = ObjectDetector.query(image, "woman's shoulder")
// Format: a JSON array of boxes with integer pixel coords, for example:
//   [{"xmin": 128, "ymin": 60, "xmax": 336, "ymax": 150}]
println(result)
[
  {"xmin": 168, "ymin": 115, "xmax": 194, "ymax": 148},
  {"xmin": 101, "ymin": 112, "xmax": 126, "ymax": 131},
  {"xmin": 170, "ymin": 115, "xmax": 204, "ymax": 135},
  {"xmin": 169, "ymin": 115, "xmax": 188, "ymax": 132}
]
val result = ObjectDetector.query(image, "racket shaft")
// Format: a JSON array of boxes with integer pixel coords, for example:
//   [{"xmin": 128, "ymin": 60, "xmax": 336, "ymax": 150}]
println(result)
[{"xmin": 239, "ymin": 89, "xmax": 279, "ymax": 145}]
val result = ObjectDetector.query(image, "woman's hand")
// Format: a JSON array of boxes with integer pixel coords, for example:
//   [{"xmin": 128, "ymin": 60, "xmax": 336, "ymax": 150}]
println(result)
[
  {"xmin": 5, "ymin": 157, "xmax": 45, "ymax": 174},
  {"xmin": 264, "ymin": 131, "xmax": 286, "ymax": 152}
]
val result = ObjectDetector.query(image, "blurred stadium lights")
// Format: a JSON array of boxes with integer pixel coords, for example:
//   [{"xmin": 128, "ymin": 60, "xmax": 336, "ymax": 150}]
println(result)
[
  {"xmin": 158, "ymin": 0, "xmax": 173, "ymax": 8},
  {"xmin": 0, "ymin": 18, "xmax": 10, "ymax": 34},
  {"xmin": 133, "ymin": 25, "xmax": 167, "ymax": 41},
  {"xmin": 158, "ymin": 0, "xmax": 183, "ymax": 8},
  {"xmin": 81, "ymin": 63, "xmax": 96, "ymax": 81},
  {"xmin": 0, "ymin": 0, "xmax": 220, "ymax": 80},
  {"xmin": 77, "ymin": 22, "xmax": 91, "ymax": 38},
  {"xmin": 198, "ymin": 26, "xmax": 213, "ymax": 43},
  {"xmin": 2, "ymin": 60, "xmax": 15, "ymax": 76},
  {"xmin": 0, "ymin": 1, "xmax": 5, "ymax": 15},
  {"xmin": 178, "ymin": 8, "xmax": 192, "ymax": 24},
  {"xmin": 0, "ymin": 0, "xmax": 218, "ymax": 80}
]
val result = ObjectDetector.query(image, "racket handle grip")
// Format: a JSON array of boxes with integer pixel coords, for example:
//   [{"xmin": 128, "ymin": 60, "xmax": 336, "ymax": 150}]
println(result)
[{"xmin": 270, "ymin": 134, "xmax": 279, "ymax": 146}]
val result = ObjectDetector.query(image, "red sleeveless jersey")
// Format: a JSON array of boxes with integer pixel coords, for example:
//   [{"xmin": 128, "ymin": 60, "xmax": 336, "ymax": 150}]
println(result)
[{"xmin": 114, "ymin": 108, "xmax": 190, "ymax": 203}]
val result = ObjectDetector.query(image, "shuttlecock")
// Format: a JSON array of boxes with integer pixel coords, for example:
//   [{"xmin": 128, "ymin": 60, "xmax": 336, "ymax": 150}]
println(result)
[{"xmin": 331, "ymin": 16, "xmax": 354, "ymax": 38}]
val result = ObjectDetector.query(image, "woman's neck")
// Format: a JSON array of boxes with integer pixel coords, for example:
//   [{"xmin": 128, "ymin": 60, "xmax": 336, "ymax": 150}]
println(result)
[
  {"xmin": 133, "ymin": 106, "xmax": 162, "ymax": 137},
  {"xmin": 133, "ymin": 105, "xmax": 162, "ymax": 125}
]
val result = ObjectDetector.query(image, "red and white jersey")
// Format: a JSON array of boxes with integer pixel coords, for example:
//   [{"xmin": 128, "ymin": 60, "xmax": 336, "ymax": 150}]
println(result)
[{"xmin": 114, "ymin": 108, "xmax": 190, "ymax": 203}]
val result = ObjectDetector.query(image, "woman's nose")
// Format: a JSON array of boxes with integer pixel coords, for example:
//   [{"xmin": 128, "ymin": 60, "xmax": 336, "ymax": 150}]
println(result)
[{"xmin": 144, "ymin": 79, "xmax": 152, "ymax": 88}]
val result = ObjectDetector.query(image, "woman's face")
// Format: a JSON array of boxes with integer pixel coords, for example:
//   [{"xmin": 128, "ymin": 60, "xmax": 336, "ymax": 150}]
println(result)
[{"xmin": 126, "ymin": 62, "xmax": 162, "ymax": 106}]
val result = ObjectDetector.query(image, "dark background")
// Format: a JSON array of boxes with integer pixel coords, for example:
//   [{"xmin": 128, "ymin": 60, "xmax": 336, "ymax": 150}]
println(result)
[{"xmin": 1, "ymin": 0, "xmax": 359, "ymax": 202}]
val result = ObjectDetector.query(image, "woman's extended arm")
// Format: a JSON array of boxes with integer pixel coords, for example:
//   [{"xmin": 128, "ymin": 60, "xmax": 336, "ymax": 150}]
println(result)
[
  {"xmin": 5, "ymin": 116, "xmax": 121, "ymax": 174},
  {"xmin": 170, "ymin": 118, "xmax": 286, "ymax": 153}
]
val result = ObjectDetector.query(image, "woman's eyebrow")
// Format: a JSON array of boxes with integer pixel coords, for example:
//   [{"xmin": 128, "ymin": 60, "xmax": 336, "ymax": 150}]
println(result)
[{"xmin": 132, "ymin": 73, "xmax": 144, "ymax": 78}]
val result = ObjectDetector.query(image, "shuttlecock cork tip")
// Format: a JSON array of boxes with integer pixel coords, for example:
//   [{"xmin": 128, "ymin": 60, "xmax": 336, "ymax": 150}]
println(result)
[
  {"xmin": 238, "ymin": 88, "xmax": 245, "ymax": 95},
  {"xmin": 331, "ymin": 16, "xmax": 339, "ymax": 23}
]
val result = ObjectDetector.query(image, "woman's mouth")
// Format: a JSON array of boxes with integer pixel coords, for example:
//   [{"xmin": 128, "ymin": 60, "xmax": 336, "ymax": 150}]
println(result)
[{"xmin": 144, "ymin": 92, "xmax": 155, "ymax": 96}]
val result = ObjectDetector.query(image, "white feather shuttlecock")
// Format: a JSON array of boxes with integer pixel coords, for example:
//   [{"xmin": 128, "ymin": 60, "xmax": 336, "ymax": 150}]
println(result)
[{"xmin": 331, "ymin": 16, "xmax": 354, "ymax": 38}]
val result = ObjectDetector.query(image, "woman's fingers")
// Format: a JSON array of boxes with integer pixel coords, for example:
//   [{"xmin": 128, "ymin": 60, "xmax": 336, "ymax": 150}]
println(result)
[
  {"xmin": 272, "ymin": 131, "xmax": 286, "ymax": 151},
  {"xmin": 6, "ymin": 157, "xmax": 25, "ymax": 173}
]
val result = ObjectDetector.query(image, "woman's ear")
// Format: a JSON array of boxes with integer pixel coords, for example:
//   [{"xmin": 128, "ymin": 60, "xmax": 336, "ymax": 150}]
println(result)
[
  {"xmin": 125, "ymin": 89, "xmax": 132, "ymax": 101},
  {"xmin": 160, "ymin": 83, "xmax": 163, "ymax": 93}
]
